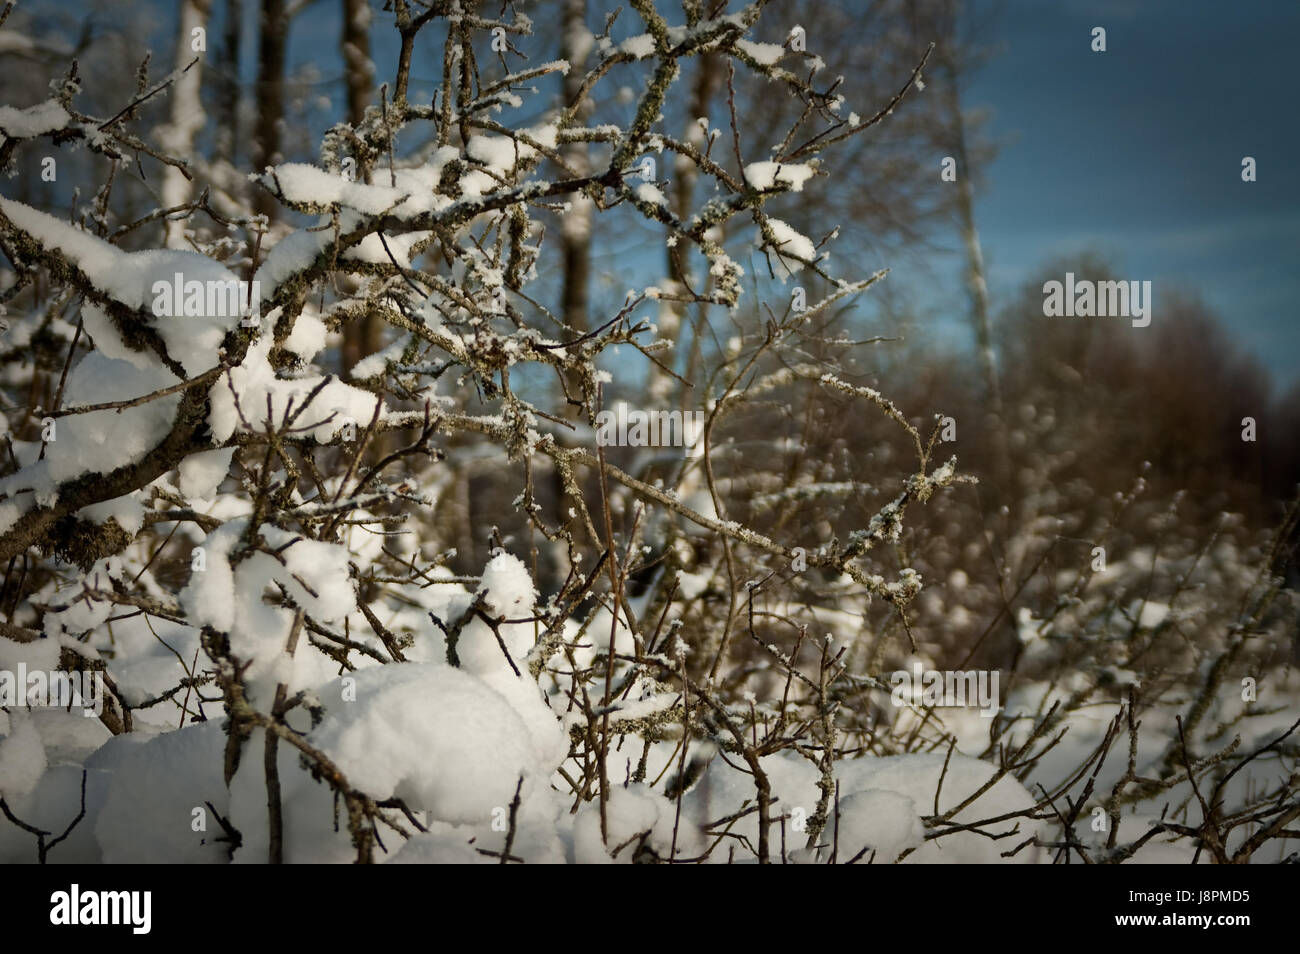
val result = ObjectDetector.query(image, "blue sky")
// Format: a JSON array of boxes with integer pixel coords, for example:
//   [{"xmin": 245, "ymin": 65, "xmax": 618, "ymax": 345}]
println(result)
[{"xmin": 955, "ymin": 0, "xmax": 1300, "ymax": 386}]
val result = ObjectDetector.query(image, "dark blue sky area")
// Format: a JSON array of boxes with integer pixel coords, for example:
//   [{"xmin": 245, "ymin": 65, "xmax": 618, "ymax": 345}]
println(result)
[{"xmin": 958, "ymin": 0, "xmax": 1299, "ymax": 386}]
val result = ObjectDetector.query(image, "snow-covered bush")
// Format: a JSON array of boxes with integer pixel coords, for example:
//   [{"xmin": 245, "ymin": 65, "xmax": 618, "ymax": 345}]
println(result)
[{"xmin": 0, "ymin": 0, "xmax": 1295, "ymax": 865}]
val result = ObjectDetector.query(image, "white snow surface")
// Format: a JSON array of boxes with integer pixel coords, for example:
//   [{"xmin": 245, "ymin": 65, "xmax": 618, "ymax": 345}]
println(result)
[
  {"xmin": 685, "ymin": 749, "xmax": 1041, "ymax": 863},
  {"xmin": 47, "ymin": 352, "xmax": 182, "ymax": 484},
  {"xmin": 207, "ymin": 334, "xmax": 383, "ymax": 445},
  {"xmin": 743, "ymin": 160, "xmax": 816, "ymax": 192},
  {"xmin": 761, "ymin": 216, "xmax": 817, "ymax": 277},
  {"xmin": 0, "ymin": 98, "xmax": 70, "ymax": 137},
  {"xmin": 178, "ymin": 447, "xmax": 234, "ymax": 500},
  {"xmin": 734, "ymin": 38, "xmax": 785, "ymax": 66},
  {"xmin": 0, "ymin": 200, "xmax": 245, "ymax": 375}
]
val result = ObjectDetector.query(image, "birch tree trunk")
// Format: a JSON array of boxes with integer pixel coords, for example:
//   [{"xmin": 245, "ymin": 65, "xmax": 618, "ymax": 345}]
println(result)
[
  {"xmin": 158, "ymin": 0, "xmax": 213, "ymax": 249},
  {"xmin": 558, "ymin": 0, "xmax": 593, "ymax": 337}
]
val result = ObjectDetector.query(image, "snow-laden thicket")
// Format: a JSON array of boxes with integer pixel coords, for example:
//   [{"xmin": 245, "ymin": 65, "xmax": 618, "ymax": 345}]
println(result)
[{"xmin": 0, "ymin": 0, "xmax": 1296, "ymax": 864}]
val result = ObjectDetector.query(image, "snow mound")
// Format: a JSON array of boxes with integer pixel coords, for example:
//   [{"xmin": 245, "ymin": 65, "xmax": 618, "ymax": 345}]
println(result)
[
  {"xmin": 688, "ymin": 749, "xmax": 1041, "ymax": 863},
  {"xmin": 832, "ymin": 789, "xmax": 925, "ymax": 862},
  {"xmin": 306, "ymin": 663, "xmax": 552, "ymax": 825},
  {"xmin": 87, "ymin": 721, "xmax": 230, "ymax": 863},
  {"xmin": 46, "ymin": 351, "xmax": 182, "ymax": 485},
  {"xmin": 571, "ymin": 783, "xmax": 704, "ymax": 863}
]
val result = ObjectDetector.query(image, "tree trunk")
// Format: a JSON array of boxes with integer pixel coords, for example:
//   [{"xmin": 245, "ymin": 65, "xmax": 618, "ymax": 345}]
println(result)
[
  {"xmin": 339, "ymin": 0, "xmax": 381, "ymax": 377},
  {"xmin": 159, "ymin": 0, "xmax": 213, "ymax": 249},
  {"xmin": 215, "ymin": 0, "xmax": 242, "ymax": 166},
  {"xmin": 252, "ymin": 0, "xmax": 288, "ymax": 219},
  {"xmin": 661, "ymin": 52, "xmax": 720, "ymax": 407},
  {"xmin": 558, "ymin": 0, "xmax": 593, "ymax": 337}
]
